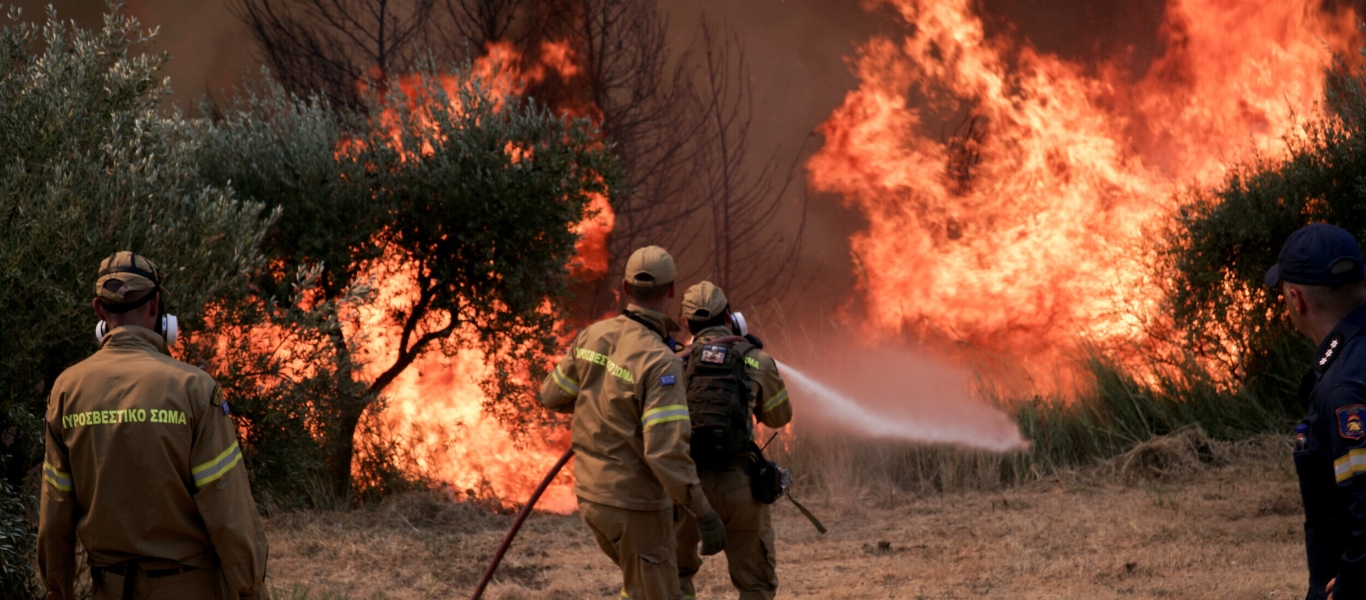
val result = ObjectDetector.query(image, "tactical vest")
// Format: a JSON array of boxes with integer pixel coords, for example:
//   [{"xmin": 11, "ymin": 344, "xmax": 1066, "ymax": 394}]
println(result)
[{"xmin": 684, "ymin": 339, "xmax": 754, "ymax": 470}]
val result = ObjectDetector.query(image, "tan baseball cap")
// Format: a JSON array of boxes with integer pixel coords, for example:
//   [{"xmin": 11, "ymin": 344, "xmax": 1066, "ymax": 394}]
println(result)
[
  {"xmin": 96, "ymin": 251, "xmax": 161, "ymax": 304},
  {"xmin": 681, "ymin": 281, "xmax": 728, "ymax": 321},
  {"xmin": 624, "ymin": 246, "xmax": 676, "ymax": 288}
]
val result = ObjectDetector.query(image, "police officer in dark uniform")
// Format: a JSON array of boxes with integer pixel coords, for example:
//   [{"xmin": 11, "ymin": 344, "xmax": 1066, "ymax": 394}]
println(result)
[{"xmin": 1267, "ymin": 224, "xmax": 1366, "ymax": 600}]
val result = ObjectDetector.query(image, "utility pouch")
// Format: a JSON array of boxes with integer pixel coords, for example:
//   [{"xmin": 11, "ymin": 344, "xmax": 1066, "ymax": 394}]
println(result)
[{"xmin": 747, "ymin": 455, "xmax": 784, "ymax": 504}]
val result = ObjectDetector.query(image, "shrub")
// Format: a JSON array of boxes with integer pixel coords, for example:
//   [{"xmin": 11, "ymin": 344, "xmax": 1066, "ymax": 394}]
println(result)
[{"xmin": 1160, "ymin": 54, "xmax": 1366, "ymax": 405}]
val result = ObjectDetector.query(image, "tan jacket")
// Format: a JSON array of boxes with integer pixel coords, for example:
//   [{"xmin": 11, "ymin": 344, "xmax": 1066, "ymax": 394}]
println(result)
[
  {"xmin": 540, "ymin": 305, "xmax": 712, "ymax": 517},
  {"xmin": 38, "ymin": 326, "xmax": 269, "ymax": 600},
  {"xmin": 692, "ymin": 326, "xmax": 793, "ymax": 432}
]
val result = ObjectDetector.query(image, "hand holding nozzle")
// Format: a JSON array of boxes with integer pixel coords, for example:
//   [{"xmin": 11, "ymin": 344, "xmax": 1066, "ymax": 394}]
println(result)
[{"xmin": 697, "ymin": 510, "xmax": 727, "ymax": 555}]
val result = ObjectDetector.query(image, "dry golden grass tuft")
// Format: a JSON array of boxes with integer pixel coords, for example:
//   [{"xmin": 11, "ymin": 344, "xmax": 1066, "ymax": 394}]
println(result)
[{"xmin": 267, "ymin": 434, "xmax": 1308, "ymax": 599}]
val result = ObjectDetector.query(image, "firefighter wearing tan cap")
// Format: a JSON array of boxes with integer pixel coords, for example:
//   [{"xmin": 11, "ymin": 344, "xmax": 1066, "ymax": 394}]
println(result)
[
  {"xmin": 539, "ymin": 246, "xmax": 725, "ymax": 600},
  {"xmin": 38, "ymin": 252, "xmax": 271, "ymax": 600},
  {"xmin": 674, "ymin": 281, "xmax": 792, "ymax": 600}
]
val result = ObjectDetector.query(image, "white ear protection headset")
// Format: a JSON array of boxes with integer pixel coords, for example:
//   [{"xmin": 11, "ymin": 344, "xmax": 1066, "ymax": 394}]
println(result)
[{"xmin": 94, "ymin": 252, "xmax": 178, "ymax": 346}]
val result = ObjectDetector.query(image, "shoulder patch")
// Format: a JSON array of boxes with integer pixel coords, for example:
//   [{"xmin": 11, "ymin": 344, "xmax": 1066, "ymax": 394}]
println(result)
[
  {"xmin": 660, "ymin": 374, "xmax": 676, "ymax": 386},
  {"xmin": 211, "ymin": 386, "xmax": 230, "ymax": 417},
  {"xmin": 699, "ymin": 344, "xmax": 728, "ymax": 365},
  {"xmin": 1339, "ymin": 404, "xmax": 1366, "ymax": 440}
]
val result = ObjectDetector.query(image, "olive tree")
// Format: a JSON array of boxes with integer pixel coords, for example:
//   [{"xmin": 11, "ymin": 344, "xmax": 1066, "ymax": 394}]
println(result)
[
  {"xmin": 0, "ymin": 6, "xmax": 272, "ymax": 596},
  {"xmin": 196, "ymin": 68, "xmax": 620, "ymax": 498}
]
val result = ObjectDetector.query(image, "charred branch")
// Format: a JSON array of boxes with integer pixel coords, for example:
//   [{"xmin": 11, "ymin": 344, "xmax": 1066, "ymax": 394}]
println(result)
[
  {"xmin": 943, "ymin": 113, "xmax": 987, "ymax": 196},
  {"xmin": 688, "ymin": 19, "xmax": 804, "ymax": 304},
  {"xmin": 230, "ymin": 0, "xmax": 437, "ymax": 108}
]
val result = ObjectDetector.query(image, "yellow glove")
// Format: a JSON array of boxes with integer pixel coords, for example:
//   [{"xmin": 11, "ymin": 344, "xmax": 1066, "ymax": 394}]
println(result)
[{"xmin": 697, "ymin": 510, "xmax": 726, "ymax": 556}]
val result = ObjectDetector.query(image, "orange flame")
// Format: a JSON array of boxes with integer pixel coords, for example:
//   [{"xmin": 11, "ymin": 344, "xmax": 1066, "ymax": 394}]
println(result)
[
  {"xmin": 808, "ymin": 0, "xmax": 1359, "ymax": 388},
  {"xmin": 349, "ymin": 254, "xmax": 579, "ymax": 513}
]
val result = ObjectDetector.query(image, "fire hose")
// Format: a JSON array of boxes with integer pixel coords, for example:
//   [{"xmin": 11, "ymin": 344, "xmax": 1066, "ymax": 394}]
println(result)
[
  {"xmin": 469, "ymin": 446, "xmax": 574, "ymax": 600},
  {"xmin": 469, "ymin": 336, "xmax": 823, "ymax": 599}
]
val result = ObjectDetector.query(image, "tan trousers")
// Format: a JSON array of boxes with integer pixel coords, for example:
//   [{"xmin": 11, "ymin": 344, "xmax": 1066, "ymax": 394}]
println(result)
[
  {"xmin": 579, "ymin": 497, "xmax": 682, "ymax": 600},
  {"xmin": 675, "ymin": 470, "xmax": 777, "ymax": 600},
  {"xmin": 94, "ymin": 566, "xmax": 231, "ymax": 600}
]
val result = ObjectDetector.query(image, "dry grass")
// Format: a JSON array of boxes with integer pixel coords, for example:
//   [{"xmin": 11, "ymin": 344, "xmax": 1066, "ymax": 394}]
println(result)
[{"xmin": 266, "ymin": 433, "xmax": 1308, "ymax": 600}]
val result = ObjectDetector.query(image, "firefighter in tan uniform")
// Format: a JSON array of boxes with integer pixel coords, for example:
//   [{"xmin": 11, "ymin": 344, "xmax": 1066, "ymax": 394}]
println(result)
[
  {"xmin": 674, "ymin": 281, "xmax": 792, "ymax": 600},
  {"xmin": 539, "ymin": 246, "xmax": 725, "ymax": 600},
  {"xmin": 38, "ymin": 252, "xmax": 270, "ymax": 600}
]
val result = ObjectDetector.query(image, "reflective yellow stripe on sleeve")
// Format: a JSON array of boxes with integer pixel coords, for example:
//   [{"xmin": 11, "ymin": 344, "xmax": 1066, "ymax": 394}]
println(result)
[
  {"xmin": 641, "ymin": 404, "xmax": 689, "ymax": 430},
  {"xmin": 42, "ymin": 461, "xmax": 72, "ymax": 492},
  {"xmin": 552, "ymin": 366, "xmax": 580, "ymax": 397},
  {"xmin": 1334, "ymin": 448, "xmax": 1366, "ymax": 483},
  {"xmin": 763, "ymin": 388, "xmax": 789, "ymax": 412},
  {"xmin": 192, "ymin": 441, "xmax": 243, "ymax": 489}
]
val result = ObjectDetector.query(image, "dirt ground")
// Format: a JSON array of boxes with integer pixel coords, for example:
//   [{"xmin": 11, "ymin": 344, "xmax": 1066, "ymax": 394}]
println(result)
[{"xmin": 266, "ymin": 436, "xmax": 1310, "ymax": 600}]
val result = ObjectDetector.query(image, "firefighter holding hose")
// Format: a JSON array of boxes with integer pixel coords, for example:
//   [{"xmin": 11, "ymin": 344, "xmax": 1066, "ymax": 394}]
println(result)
[
  {"xmin": 538, "ymin": 246, "xmax": 725, "ymax": 600},
  {"xmin": 675, "ymin": 281, "xmax": 792, "ymax": 600}
]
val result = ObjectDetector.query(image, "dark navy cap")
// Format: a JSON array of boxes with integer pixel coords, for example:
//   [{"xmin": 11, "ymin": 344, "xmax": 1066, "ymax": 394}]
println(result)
[{"xmin": 1265, "ymin": 223, "xmax": 1366, "ymax": 288}]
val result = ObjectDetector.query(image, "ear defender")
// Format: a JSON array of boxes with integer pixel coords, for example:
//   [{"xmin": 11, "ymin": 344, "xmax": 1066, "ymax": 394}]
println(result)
[
  {"xmin": 731, "ymin": 311, "xmax": 749, "ymax": 337},
  {"xmin": 160, "ymin": 313, "xmax": 178, "ymax": 346}
]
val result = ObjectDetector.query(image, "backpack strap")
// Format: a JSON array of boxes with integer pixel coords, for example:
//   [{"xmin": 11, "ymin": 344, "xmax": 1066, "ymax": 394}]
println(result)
[{"xmin": 623, "ymin": 310, "xmax": 680, "ymax": 351}]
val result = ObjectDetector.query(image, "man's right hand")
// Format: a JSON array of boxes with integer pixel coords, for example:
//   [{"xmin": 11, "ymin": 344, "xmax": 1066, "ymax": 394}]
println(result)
[{"xmin": 698, "ymin": 510, "xmax": 726, "ymax": 556}]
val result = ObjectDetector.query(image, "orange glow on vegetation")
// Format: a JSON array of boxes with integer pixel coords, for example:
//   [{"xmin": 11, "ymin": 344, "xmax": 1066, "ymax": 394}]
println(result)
[{"xmin": 808, "ymin": 0, "xmax": 1359, "ymax": 389}]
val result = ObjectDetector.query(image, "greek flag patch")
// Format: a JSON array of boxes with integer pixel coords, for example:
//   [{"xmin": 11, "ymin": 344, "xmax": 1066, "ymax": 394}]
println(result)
[{"xmin": 660, "ymin": 374, "xmax": 676, "ymax": 386}]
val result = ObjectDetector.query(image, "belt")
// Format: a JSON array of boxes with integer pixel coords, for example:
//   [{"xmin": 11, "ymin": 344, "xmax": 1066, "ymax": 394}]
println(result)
[
  {"xmin": 97, "ymin": 564, "xmax": 197, "ymax": 578},
  {"xmin": 94, "ymin": 562, "xmax": 198, "ymax": 600}
]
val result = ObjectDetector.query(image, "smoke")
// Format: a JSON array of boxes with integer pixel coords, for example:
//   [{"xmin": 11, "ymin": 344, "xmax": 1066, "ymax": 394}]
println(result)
[{"xmin": 776, "ymin": 346, "xmax": 1028, "ymax": 453}]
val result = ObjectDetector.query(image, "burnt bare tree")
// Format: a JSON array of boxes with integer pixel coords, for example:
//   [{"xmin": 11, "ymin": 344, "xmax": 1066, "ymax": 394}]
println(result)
[
  {"xmin": 514, "ymin": 0, "xmax": 713, "ymax": 315},
  {"xmin": 687, "ymin": 21, "xmax": 805, "ymax": 306},
  {"xmin": 434, "ymin": 0, "xmax": 531, "ymax": 52},
  {"xmin": 230, "ymin": 0, "xmax": 438, "ymax": 107}
]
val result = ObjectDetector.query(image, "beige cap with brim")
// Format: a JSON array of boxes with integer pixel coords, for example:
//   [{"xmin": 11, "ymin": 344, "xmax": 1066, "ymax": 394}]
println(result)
[
  {"xmin": 625, "ymin": 246, "xmax": 676, "ymax": 288},
  {"xmin": 681, "ymin": 281, "xmax": 728, "ymax": 321},
  {"xmin": 96, "ymin": 251, "xmax": 161, "ymax": 305}
]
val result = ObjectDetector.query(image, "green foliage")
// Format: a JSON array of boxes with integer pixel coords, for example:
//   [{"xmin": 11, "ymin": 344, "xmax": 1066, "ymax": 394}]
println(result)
[{"xmin": 0, "ymin": 479, "xmax": 38, "ymax": 599}]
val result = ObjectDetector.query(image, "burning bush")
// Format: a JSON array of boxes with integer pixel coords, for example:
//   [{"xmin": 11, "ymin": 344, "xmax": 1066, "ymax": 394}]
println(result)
[
  {"xmin": 1162, "ymin": 54, "xmax": 1366, "ymax": 409},
  {"xmin": 193, "ymin": 60, "xmax": 619, "ymax": 504}
]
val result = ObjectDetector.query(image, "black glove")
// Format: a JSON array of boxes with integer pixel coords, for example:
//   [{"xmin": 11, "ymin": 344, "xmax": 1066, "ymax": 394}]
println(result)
[{"xmin": 697, "ymin": 510, "xmax": 726, "ymax": 556}]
